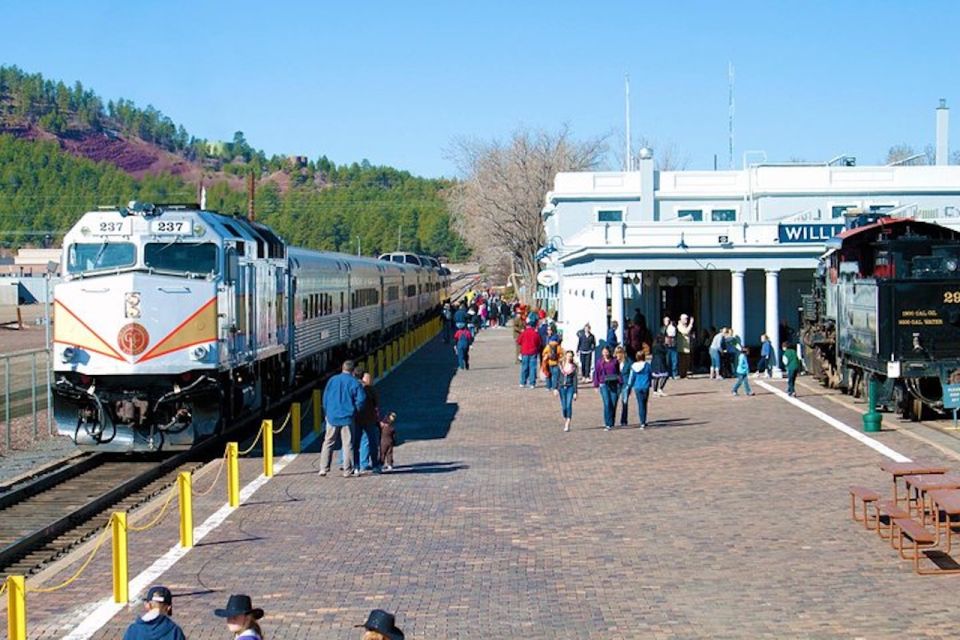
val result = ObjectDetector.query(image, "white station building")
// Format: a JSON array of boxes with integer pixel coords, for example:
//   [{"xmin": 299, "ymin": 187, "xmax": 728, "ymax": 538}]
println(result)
[{"xmin": 541, "ymin": 103, "xmax": 960, "ymax": 353}]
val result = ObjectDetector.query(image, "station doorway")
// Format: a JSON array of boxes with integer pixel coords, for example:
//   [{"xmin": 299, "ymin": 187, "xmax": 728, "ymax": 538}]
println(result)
[{"xmin": 659, "ymin": 284, "xmax": 697, "ymax": 324}]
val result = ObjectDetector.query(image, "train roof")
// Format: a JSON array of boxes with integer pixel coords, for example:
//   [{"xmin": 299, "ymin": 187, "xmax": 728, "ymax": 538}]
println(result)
[{"xmin": 825, "ymin": 217, "xmax": 960, "ymax": 250}]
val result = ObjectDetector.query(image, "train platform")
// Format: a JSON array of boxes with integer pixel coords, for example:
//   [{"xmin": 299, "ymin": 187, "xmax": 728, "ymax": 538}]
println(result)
[{"xmin": 10, "ymin": 326, "xmax": 960, "ymax": 639}]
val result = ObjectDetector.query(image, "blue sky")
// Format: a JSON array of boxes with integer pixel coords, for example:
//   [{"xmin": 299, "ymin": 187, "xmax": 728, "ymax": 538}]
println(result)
[{"xmin": 2, "ymin": 1, "xmax": 958, "ymax": 177}]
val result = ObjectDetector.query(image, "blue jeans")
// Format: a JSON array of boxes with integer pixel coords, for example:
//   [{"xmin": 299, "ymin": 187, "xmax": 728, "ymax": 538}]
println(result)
[
  {"xmin": 787, "ymin": 368, "xmax": 798, "ymax": 395},
  {"xmin": 634, "ymin": 388, "xmax": 650, "ymax": 425},
  {"xmin": 618, "ymin": 386, "xmax": 630, "ymax": 425},
  {"xmin": 352, "ymin": 422, "xmax": 381, "ymax": 470},
  {"xmin": 558, "ymin": 385, "xmax": 575, "ymax": 418},
  {"xmin": 599, "ymin": 383, "xmax": 618, "ymax": 427},
  {"xmin": 668, "ymin": 348, "xmax": 679, "ymax": 378},
  {"xmin": 520, "ymin": 354, "xmax": 538, "ymax": 387},
  {"xmin": 709, "ymin": 348, "xmax": 721, "ymax": 372},
  {"xmin": 732, "ymin": 374, "xmax": 753, "ymax": 395},
  {"xmin": 456, "ymin": 345, "xmax": 469, "ymax": 369},
  {"xmin": 548, "ymin": 365, "xmax": 560, "ymax": 390}
]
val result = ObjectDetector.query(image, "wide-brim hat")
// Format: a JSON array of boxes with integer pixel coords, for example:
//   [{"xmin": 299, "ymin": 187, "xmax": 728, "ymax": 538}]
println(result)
[
  {"xmin": 214, "ymin": 594, "xmax": 263, "ymax": 620},
  {"xmin": 356, "ymin": 609, "xmax": 404, "ymax": 640}
]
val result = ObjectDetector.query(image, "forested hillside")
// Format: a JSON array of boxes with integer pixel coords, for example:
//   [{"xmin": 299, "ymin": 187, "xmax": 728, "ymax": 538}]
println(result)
[{"xmin": 0, "ymin": 65, "xmax": 466, "ymax": 258}]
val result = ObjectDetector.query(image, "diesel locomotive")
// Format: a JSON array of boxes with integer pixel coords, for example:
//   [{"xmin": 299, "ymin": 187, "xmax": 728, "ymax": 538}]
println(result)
[
  {"xmin": 801, "ymin": 215, "xmax": 960, "ymax": 419},
  {"xmin": 52, "ymin": 202, "xmax": 448, "ymax": 451}
]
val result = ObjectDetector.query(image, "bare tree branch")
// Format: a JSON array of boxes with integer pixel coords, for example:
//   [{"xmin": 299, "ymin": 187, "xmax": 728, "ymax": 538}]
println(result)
[{"xmin": 445, "ymin": 126, "xmax": 607, "ymax": 301}]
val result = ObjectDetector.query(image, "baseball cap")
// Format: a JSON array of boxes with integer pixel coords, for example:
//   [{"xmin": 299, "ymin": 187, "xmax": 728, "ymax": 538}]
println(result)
[{"xmin": 146, "ymin": 586, "xmax": 173, "ymax": 606}]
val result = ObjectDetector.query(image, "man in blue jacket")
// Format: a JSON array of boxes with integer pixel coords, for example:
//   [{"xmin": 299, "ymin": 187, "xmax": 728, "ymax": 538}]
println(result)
[
  {"xmin": 123, "ymin": 586, "xmax": 185, "ymax": 640},
  {"xmin": 319, "ymin": 360, "xmax": 367, "ymax": 477}
]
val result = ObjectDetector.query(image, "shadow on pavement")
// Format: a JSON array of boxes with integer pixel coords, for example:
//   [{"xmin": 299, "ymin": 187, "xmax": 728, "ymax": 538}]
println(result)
[
  {"xmin": 387, "ymin": 461, "xmax": 469, "ymax": 475},
  {"xmin": 379, "ymin": 336, "xmax": 460, "ymax": 444}
]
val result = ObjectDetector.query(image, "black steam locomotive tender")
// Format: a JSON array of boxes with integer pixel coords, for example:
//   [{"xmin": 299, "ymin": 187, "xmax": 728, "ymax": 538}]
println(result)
[{"xmin": 801, "ymin": 215, "xmax": 960, "ymax": 420}]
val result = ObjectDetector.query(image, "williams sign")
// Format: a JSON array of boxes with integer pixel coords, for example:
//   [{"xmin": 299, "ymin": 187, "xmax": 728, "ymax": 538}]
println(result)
[{"xmin": 778, "ymin": 223, "xmax": 844, "ymax": 244}]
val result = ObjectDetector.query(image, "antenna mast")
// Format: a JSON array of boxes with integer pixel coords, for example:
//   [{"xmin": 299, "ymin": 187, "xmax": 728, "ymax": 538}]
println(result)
[
  {"xmin": 625, "ymin": 74, "xmax": 632, "ymax": 171},
  {"xmin": 728, "ymin": 62, "xmax": 735, "ymax": 170}
]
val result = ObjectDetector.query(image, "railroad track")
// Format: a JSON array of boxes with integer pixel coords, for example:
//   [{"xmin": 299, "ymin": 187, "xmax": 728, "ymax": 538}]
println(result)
[{"xmin": 0, "ymin": 451, "xmax": 206, "ymax": 579}]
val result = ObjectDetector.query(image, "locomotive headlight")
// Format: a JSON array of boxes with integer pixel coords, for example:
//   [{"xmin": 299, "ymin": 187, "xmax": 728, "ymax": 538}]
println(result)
[
  {"xmin": 189, "ymin": 345, "xmax": 209, "ymax": 361},
  {"xmin": 61, "ymin": 346, "xmax": 76, "ymax": 363},
  {"xmin": 947, "ymin": 259, "xmax": 958, "ymax": 272},
  {"xmin": 193, "ymin": 224, "xmax": 206, "ymax": 236}
]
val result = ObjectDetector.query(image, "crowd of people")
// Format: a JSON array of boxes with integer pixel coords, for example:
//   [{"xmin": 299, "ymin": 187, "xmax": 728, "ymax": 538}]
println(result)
[
  {"xmin": 470, "ymin": 303, "xmax": 806, "ymax": 432},
  {"xmin": 123, "ymin": 588, "xmax": 405, "ymax": 639}
]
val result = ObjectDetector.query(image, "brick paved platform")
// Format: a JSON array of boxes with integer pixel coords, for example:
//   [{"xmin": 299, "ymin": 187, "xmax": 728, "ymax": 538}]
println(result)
[{"xmin": 14, "ymin": 327, "xmax": 960, "ymax": 639}]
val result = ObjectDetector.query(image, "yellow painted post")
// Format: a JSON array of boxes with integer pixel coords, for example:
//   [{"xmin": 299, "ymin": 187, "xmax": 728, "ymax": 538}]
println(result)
[
  {"xmin": 262, "ymin": 419, "xmax": 274, "ymax": 478},
  {"xmin": 6, "ymin": 575, "xmax": 25, "ymax": 640},
  {"xmin": 386, "ymin": 343, "xmax": 394, "ymax": 370},
  {"xmin": 366, "ymin": 355, "xmax": 374, "ymax": 377},
  {"xmin": 227, "ymin": 442, "xmax": 240, "ymax": 507},
  {"xmin": 112, "ymin": 512, "xmax": 128, "ymax": 603},
  {"xmin": 393, "ymin": 340, "xmax": 399, "ymax": 364},
  {"xmin": 178, "ymin": 471, "xmax": 193, "ymax": 549},
  {"xmin": 291, "ymin": 402, "xmax": 301, "ymax": 454},
  {"xmin": 312, "ymin": 389, "xmax": 322, "ymax": 433},
  {"xmin": 378, "ymin": 349, "xmax": 385, "ymax": 377}
]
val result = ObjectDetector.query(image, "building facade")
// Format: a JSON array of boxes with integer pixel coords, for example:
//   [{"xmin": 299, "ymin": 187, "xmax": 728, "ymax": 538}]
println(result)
[{"xmin": 542, "ymin": 153, "xmax": 960, "ymax": 356}]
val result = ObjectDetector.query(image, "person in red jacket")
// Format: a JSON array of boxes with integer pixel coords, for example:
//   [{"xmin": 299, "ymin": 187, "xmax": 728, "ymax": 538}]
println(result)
[{"xmin": 517, "ymin": 320, "xmax": 543, "ymax": 388}]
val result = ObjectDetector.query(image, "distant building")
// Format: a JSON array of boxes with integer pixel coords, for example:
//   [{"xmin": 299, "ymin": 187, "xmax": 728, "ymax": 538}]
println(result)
[
  {"xmin": 542, "ymin": 105, "xmax": 960, "ymax": 352},
  {"xmin": 288, "ymin": 155, "xmax": 308, "ymax": 168},
  {"xmin": 11, "ymin": 248, "xmax": 60, "ymax": 276},
  {"xmin": 205, "ymin": 140, "xmax": 227, "ymax": 157}
]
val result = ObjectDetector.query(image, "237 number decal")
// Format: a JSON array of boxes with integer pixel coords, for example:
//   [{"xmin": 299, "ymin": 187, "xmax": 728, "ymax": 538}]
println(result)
[{"xmin": 154, "ymin": 221, "xmax": 187, "ymax": 233}]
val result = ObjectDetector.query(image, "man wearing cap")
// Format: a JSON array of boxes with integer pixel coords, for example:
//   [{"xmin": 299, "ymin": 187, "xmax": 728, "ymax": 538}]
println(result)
[{"xmin": 123, "ymin": 586, "xmax": 186, "ymax": 640}]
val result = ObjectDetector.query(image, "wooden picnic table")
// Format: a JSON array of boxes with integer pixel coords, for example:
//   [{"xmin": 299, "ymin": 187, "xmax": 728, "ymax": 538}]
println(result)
[
  {"xmin": 926, "ymin": 489, "xmax": 960, "ymax": 556},
  {"xmin": 879, "ymin": 461, "xmax": 949, "ymax": 505},
  {"xmin": 903, "ymin": 474, "xmax": 960, "ymax": 522}
]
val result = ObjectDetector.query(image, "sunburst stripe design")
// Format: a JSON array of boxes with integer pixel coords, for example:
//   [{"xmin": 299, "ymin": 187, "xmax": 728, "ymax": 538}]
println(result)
[
  {"xmin": 53, "ymin": 300, "xmax": 125, "ymax": 361},
  {"xmin": 137, "ymin": 298, "xmax": 218, "ymax": 363}
]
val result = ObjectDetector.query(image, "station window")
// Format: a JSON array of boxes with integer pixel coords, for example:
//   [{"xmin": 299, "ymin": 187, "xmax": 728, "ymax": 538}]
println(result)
[
  {"xmin": 832, "ymin": 205, "xmax": 855, "ymax": 219},
  {"xmin": 677, "ymin": 209, "xmax": 703, "ymax": 222},
  {"xmin": 711, "ymin": 209, "xmax": 736, "ymax": 222},
  {"xmin": 597, "ymin": 209, "xmax": 624, "ymax": 223}
]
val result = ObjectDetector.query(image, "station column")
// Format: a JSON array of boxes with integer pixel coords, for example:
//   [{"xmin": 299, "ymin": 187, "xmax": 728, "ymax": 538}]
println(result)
[
  {"xmin": 610, "ymin": 272, "xmax": 624, "ymax": 344},
  {"xmin": 731, "ymin": 269, "xmax": 745, "ymax": 342},
  {"xmin": 764, "ymin": 269, "xmax": 780, "ymax": 343}
]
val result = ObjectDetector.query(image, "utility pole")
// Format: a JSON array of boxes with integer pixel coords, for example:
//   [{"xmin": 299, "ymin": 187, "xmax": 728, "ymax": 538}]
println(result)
[
  {"xmin": 397, "ymin": 224, "xmax": 402, "ymax": 251},
  {"xmin": 246, "ymin": 171, "xmax": 256, "ymax": 222},
  {"xmin": 357, "ymin": 236, "xmax": 361, "ymax": 256}
]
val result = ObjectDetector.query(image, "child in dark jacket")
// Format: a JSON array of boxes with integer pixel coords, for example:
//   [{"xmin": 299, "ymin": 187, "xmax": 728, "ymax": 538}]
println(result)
[{"xmin": 379, "ymin": 412, "xmax": 398, "ymax": 471}]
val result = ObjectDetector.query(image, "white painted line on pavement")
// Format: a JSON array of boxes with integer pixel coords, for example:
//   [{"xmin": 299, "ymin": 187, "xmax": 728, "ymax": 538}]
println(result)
[
  {"xmin": 754, "ymin": 379, "xmax": 911, "ymax": 463},
  {"xmin": 61, "ymin": 430, "xmax": 321, "ymax": 640}
]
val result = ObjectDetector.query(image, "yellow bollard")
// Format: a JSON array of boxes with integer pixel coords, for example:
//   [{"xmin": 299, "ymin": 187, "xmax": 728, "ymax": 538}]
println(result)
[
  {"xmin": 263, "ymin": 419, "xmax": 274, "ymax": 478},
  {"xmin": 393, "ymin": 340, "xmax": 399, "ymax": 364},
  {"xmin": 312, "ymin": 389, "xmax": 322, "ymax": 433},
  {"xmin": 227, "ymin": 442, "xmax": 240, "ymax": 507},
  {"xmin": 386, "ymin": 344, "xmax": 394, "ymax": 371},
  {"xmin": 6, "ymin": 575, "xmax": 25, "ymax": 640},
  {"xmin": 178, "ymin": 471, "xmax": 193, "ymax": 549},
  {"xmin": 112, "ymin": 512, "xmax": 128, "ymax": 603},
  {"xmin": 291, "ymin": 402, "xmax": 301, "ymax": 454},
  {"xmin": 378, "ymin": 349, "xmax": 385, "ymax": 378},
  {"xmin": 366, "ymin": 355, "xmax": 374, "ymax": 378}
]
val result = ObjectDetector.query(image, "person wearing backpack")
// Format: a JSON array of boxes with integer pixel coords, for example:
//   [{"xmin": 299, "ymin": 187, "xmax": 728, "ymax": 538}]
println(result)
[
  {"xmin": 541, "ymin": 326, "xmax": 562, "ymax": 390},
  {"xmin": 625, "ymin": 351, "xmax": 652, "ymax": 429},
  {"xmin": 453, "ymin": 323, "xmax": 474, "ymax": 370}
]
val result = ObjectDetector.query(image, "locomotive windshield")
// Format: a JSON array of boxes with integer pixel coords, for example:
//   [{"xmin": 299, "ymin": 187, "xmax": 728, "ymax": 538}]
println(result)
[
  {"xmin": 144, "ymin": 242, "xmax": 219, "ymax": 276},
  {"xmin": 67, "ymin": 242, "xmax": 136, "ymax": 274}
]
